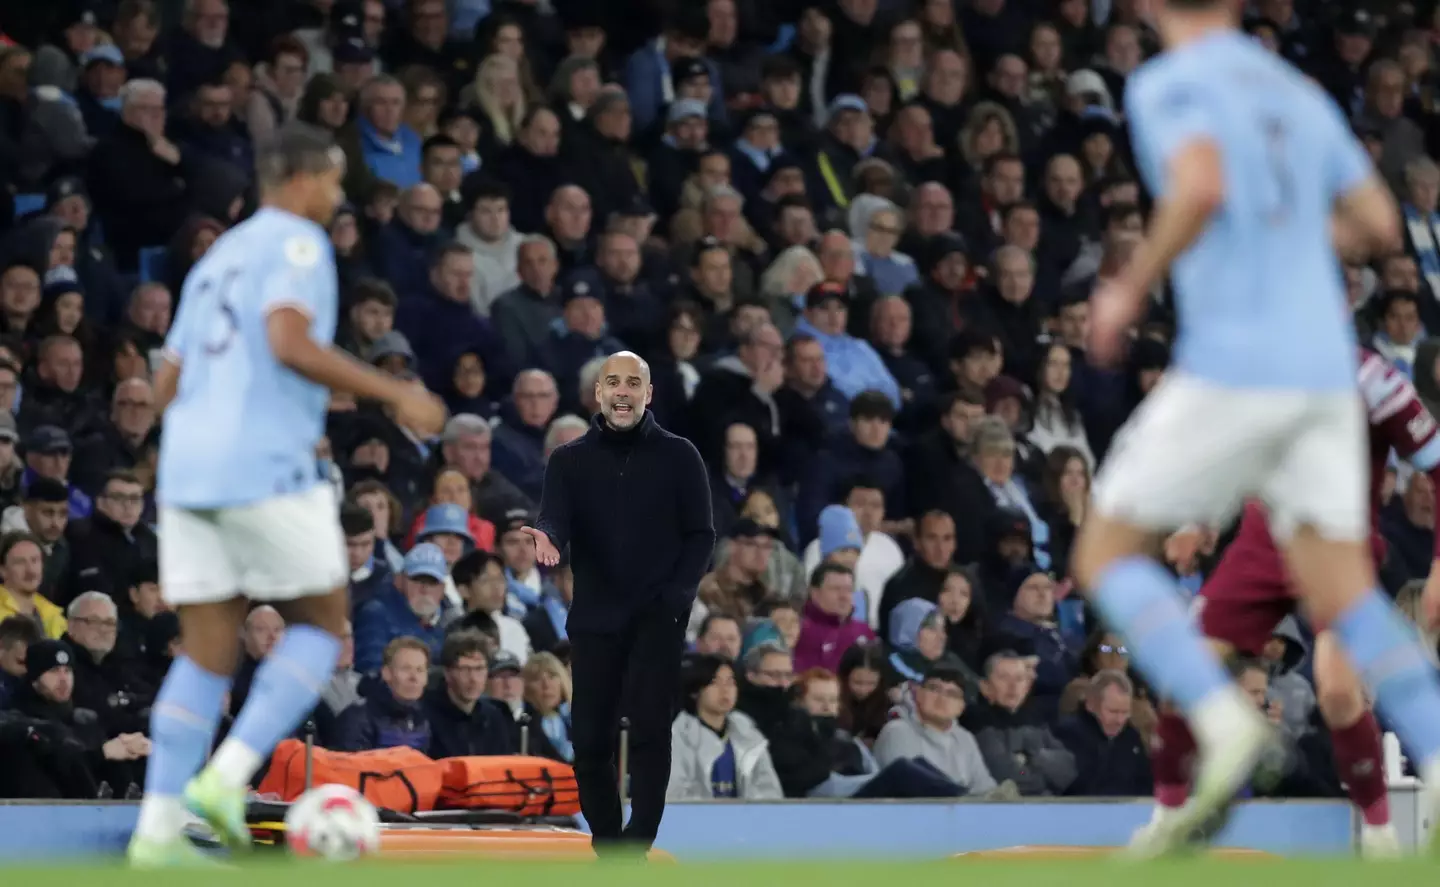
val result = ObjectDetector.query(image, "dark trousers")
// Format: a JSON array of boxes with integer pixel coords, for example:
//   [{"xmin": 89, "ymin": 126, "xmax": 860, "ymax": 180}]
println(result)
[
  {"xmin": 853, "ymin": 758, "xmax": 965, "ymax": 799},
  {"xmin": 569, "ymin": 604, "xmax": 687, "ymax": 855}
]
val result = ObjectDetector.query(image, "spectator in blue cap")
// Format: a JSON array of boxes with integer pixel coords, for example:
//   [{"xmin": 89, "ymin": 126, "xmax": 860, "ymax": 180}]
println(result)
[
  {"xmin": 649, "ymin": 98, "xmax": 712, "ymax": 223},
  {"xmin": 75, "ymin": 45, "xmax": 126, "ymax": 139},
  {"xmin": 352, "ymin": 541, "xmax": 452, "ymax": 672},
  {"xmin": 807, "ymin": 95, "xmax": 876, "ymax": 219}
]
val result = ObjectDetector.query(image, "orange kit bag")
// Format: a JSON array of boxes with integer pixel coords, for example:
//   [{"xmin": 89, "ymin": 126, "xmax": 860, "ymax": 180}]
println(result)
[
  {"xmin": 257, "ymin": 739, "xmax": 446, "ymax": 813},
  {"xmin": 437, "ymin": 755, "xmax": 581, "ymax": 817}
]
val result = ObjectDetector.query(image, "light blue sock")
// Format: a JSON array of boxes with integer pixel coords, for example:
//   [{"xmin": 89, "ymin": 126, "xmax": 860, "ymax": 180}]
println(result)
[
  {"xmin": 1332, "ymin": 590, "xmax": 1440, "ymax": 766},
  {"xmin": 144, "ymin": 657, "xmax": 231, "ymax": 796},
  {"xmin": 1091, "ymin": 556, "xmax": 1231, "ymax": 711},
  {"xmin": 227, "ymin": 625, "xmax": 341, "ymax": 764}
]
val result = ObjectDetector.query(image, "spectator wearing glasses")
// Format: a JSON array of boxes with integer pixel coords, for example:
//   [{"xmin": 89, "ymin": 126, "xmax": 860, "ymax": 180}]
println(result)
[
  {"xmin": 72, "ymin": 380, "xmax": 156, "ymax": 499},
  {"xmin": 62, "ymin": 470, "xmax": 155, "ymax": 607},
  {"xmin": 424, "ymin": 630, "xmax": 515, "ymax": 758},
  {"xmin": 874, "ymin": 663, "xmax": 997, "ymax": 796},
  {"xmin": 63, "ymin": 590, "xmax": 152, "ymax": 735},
  {"xmin": 735, "ymin": 641, "xmax": 829, "ymax": 797}
]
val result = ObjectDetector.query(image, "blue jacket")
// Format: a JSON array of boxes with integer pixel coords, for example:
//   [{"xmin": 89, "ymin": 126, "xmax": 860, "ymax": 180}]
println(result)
[
  {"xmin": 995, "ymin": 613, "xmax": 1077, "ymax": 699},
  {"xmin": 22, "ymin": 469, "xmax": 92, "ymax": 520},
  {"xmin": 623, "ymin": 42, "xmax": 727, "ymax": 134},
  {"xmin": 358, "ymin": 118, "xmax": 423, "ymax": 188},
  {"xmin": 348, "ymin": 556, "xmax": 398, "ymax": 614},
  {"xmin": 395, "ymin": 283, "xmax": 509, "ymax": 394},
  {"xmin": 490, "ymin": 403, "xmax": 550, "ymax": 504},
  {"xmin": 335, "ymin": 684, "xmax": 431, "ymax": 752},
  {"xmin": 792, "ymin": 317, "xmax": 902, "ymax": 408},
  {"xmin": 352, "ymin": 587, "xmax": 447, "ymax": 675}
]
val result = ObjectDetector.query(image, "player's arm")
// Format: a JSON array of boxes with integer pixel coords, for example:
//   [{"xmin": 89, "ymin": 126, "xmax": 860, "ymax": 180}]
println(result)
[
  {"xmin": 1326, "ymin": 100, "xmax": 1401, "ymax": 257},
  {"xmin": 1362, "ymin": 355, "xmax": 1440, "ymax": 625},
  {"xmin": 1335, "ymin": 177, "xmax": 1402, "ymax": 258},
  {"xmin": 1116, "ymin": 139, "xmax": 1224, "ymax": 297},
  {"xmin": 154, "ymin": 355, "xmax": 180, "ymax": 414},
  {"xmin": 266, "ymin": 307, "xmax": 417, "ymax": 406}
]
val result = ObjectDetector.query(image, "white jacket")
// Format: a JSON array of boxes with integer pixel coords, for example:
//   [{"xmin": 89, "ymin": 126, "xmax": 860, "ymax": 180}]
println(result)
[{"xmin": 667, "ymin": 710, "xmax": 785, "ymax": 801}]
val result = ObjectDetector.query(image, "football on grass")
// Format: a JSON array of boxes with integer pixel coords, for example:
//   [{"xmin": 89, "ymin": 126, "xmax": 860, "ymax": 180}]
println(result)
[{"xmin": 283, "ymin": 784, "xmax": 382, "ymax": 861}]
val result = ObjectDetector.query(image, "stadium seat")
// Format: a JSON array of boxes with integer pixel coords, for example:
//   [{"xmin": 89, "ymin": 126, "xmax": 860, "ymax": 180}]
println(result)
[
  {"xmin": 12, "ymin": 193, "xmax": 45, "ymax": 218},
  {"xmin": 138, "ymin": 246, "xmax": 168, "ymax": 284}
]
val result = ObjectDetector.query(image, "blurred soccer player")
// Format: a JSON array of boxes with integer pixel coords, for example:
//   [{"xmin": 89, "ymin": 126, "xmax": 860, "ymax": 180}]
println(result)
[
  {"xmin": 128, "ymin": 123, "xmax": 446, "ymax": 867},
  {"xmin": 1146, "ymin": 349, "xmax": 1440, "ymax": 856},
  {"xmin": 1070, "ymin": 0, "xmax": 1440, "ymax": 858}
]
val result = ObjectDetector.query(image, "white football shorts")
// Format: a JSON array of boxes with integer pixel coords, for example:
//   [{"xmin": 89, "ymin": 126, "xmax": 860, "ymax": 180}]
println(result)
[
  {"xmin": 1092, "ymin": 373, "xmax": 1367, "ymax": 542},
  {"xmin": 159, "ymin": 483, "xmax": 348, "ymax": 605}
]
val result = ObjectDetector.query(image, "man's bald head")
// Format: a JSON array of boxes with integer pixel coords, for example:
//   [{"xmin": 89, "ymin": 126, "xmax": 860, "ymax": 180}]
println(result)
[{"xmin": 595, "ymin": 351, "xmax": 653, "ymax": 431}]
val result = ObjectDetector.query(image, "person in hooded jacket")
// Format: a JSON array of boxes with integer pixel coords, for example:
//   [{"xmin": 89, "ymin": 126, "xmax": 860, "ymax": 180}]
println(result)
[
  {"xmin": 885, "ymin": 598, "xmax": 980, "ymax": 703},
  {"xmin": 993, "ymin": 570, "xmax": 1077, "ymax": 701},
  {"xmin": 1259, "ymin": 615, "xmax": 1318, "ymax": 741}
]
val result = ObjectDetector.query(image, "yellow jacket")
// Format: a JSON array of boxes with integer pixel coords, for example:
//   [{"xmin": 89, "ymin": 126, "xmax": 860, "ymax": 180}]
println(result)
[{"xmin": 0, "ymin": 585, "xmax": 67, "ymax": 639}]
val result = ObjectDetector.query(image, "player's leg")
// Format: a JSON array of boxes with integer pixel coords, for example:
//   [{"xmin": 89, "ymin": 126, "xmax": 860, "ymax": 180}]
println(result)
[
  {"xmin": 1076, "ymin": 376, "xmax": 1272, "ymax": 856},
  {"xmin": 186, "ymin": 486, "xmax": 349, "ymax": 849},
  {"xmin": 130, "ymin": 509, "xmax": 247, "ymax": 866},
  {"xmin": 1272, "ymin": 395, "xmax": 1440, "ymax": 847},
  {"xmin": 1309, "ymin": 630, "xmax": 1396, "ymax": 855}
]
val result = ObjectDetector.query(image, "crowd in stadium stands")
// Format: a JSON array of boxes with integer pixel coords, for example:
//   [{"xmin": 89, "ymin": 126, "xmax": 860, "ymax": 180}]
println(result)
[{"xmin": 0, "ymin": 0, "xmax": 1435, "ymax": 804}]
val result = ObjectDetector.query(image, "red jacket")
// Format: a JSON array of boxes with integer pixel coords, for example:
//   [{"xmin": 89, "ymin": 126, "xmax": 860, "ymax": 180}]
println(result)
[{"xmin": 793, "ymin": 598, "xmax": 876, "ymax": 674}]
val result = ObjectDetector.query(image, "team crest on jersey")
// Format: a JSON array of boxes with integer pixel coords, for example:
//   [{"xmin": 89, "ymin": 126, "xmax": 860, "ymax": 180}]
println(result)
[{"xmin": 284, "ymin": 236, "xmax": 321, "ymax": 268}]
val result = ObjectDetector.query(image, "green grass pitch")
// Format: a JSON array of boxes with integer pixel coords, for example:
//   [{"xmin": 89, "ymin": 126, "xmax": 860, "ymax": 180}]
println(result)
[{"xmin": 8, "ymin": 857, "xmax": 1440, "ymax": 887}]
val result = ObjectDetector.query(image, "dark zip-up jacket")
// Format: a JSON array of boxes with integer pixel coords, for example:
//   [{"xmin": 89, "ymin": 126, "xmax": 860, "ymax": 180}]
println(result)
[{"xmin": 534, "ymin": 411, "xmax": 714, "ymax": 633}]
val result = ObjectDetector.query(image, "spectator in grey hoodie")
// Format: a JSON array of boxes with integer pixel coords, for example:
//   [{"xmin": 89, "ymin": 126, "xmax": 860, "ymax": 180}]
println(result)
[
  {"xmin": 1259, "ymin": 615, "xmax": 1317, "ymax": 741},
  {"xmin": 668, "ymin": 654, "xmax": 785, "ymax": 800},
  {"xmin": 874, "ymin": 663, "xmax": 996, "ymax": 794},
  {"xmin": 455, "ymin": 179, "xmax": 523, "ymax": 317}
]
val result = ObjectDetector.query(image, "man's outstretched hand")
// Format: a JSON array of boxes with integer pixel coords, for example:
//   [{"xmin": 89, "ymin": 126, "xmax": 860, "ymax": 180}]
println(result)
[{"xmin": 521, "ymin": 526, "xmax": 560, "ymax": 567}]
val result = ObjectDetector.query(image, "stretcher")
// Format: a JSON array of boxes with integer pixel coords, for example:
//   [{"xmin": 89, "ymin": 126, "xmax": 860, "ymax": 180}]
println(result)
[{"xmin": 230, "ymin": 720, "xmax": 674, "ymax": 861}]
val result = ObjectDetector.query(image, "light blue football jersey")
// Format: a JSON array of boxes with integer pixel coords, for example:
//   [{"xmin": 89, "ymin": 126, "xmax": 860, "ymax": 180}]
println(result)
[
  {"xmin": 158, "ymin": 207, "xmax": 338, "ymax": 509},
  {"xmin": 1125, "ymin": 31, "xmax": 1374, "ymax": 392}
]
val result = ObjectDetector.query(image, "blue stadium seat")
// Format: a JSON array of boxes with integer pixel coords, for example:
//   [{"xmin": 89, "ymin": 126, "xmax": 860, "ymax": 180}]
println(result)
[
  {"xmin": 138, "ymin": 246, "xmax": 168, "ymax": 284},
  {"xmin": 767, "ymin": 24, "xmax": 796, "ymax": 53},
  {"xmin": 12, "ymin": 193, "xmax": 45, "ymax": 218}
]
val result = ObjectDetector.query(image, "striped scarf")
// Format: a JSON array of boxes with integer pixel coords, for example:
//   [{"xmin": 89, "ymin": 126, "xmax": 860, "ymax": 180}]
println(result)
[{"xmin": 1404, "ymin": 203, "xmax": 1440, "ymax": 297}]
